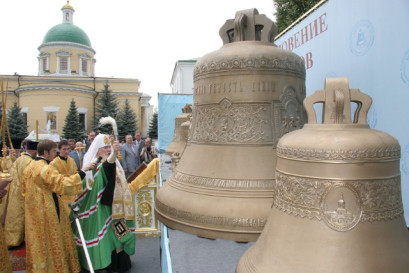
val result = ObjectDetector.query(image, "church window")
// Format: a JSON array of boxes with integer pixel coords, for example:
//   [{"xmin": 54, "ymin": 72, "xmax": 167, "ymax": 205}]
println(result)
[
  {"xmin": 56, "ymin": 51, "xmax": 71, "ymax": 75},
  {"xmin": 42, "ymin": 58, "xmax": 48, "ymax": 72},
  {"xmin": 77, "ymin": 108, "xmax": 88, "ymax": 131},
  {"xmin": 46, "ymin": 112, "xmax": 57, "ymax": 130},
  {"xmin": 60, "ymin": 57, "xmax": 68, "ymax": 74},
  {"xmin": 22, "ymin": 112, "xmax": 27, "ymax": 126},
  {"xmin": 79, "ymin": 55, "xmax": 91, "ymax": 76},
  {"xmin": 82, "ymin": 59, "xmax": 88, "ymax": 73},
  {"xmin": 38, "ymin": 53, "xmax": 50, "ymax": 75},
  {"xmin": 20, "ymin": 107, "xmax": 28, "ymax": 126},
  {"xmin": 79, "ymin": 113, "xmax": 86, "ymax": 130}
]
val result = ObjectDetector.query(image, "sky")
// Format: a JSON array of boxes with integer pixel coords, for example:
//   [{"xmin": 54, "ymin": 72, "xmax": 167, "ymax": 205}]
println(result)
[{"xmin": 0, "ymin": 0, "xmax": 275, "ymax": 108}]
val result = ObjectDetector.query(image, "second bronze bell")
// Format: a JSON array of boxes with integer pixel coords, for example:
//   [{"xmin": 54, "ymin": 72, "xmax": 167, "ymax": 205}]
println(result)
[{"xmin": 237, "ymin": 78, "xmax": 409, "ymax": 272}]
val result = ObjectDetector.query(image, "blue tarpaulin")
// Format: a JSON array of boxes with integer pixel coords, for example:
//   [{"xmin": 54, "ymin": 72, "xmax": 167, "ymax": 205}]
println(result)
[
  {"xmin": 275, "ymin": 0, "xmax": 409, "ymax": 223},
  {"xmin": 158, "ymin": 93, "xmax": 193, "ymax": 153}
]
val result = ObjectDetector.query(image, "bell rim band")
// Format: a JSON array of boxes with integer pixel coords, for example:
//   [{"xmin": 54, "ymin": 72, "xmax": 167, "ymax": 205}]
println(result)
[
  {"xmin": 155, "ymin": 198, "xmax": 268, "ymax": 233},
  {"xmin": 273, "ymin": 171, "xmax": 403, "ymax": 228}
]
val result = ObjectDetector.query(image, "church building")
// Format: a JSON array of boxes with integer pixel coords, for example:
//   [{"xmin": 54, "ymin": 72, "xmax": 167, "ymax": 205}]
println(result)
[{"xmin": 0, "ymin": 2, "xmax": 152, "ymax": 138}]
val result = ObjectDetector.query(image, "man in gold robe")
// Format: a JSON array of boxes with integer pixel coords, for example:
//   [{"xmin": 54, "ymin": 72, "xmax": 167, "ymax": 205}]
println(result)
[
  {"xmin": 0, "ymin": 178, "xmax": 13, "ymax": 273},
  {"xmin": 0, "ymin": 148, "xmax": 17, "ymax": 225},
  {"xmin": 4, "ymin": 140, "xmax": 37, "ymax": 247},
  {"xmin": 23, "ymin": 139, "xmax": 95, "ymax": 273},
  {"xmin": 50, "ymin": 139, "xmax": 78, "ymax": 216}
]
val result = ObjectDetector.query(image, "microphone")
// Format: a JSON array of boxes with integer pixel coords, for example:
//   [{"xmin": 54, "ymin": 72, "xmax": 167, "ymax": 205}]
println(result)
[
  {"xmin": 69, "ymin": 202, "xmax": 81, "ymax": 219},
  {"xmin": 94, "ymin": 156, "xmax": 103, "ymax": 164}
]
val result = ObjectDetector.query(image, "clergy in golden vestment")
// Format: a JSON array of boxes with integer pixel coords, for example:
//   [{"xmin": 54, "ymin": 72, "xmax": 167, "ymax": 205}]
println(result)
[
  {"xmin": 23, "ymin": 139, "xmax": 95, "ymax": 273},
  {"xmin": 0, "ymin": 178, "xmax": 13, "ymax": 273},
  {"xmin": 50, "ymin": 139, "xmax": 78, "ymax": 216},
  {"xmin": 4, "ymin": 140, "xmax": 37, "ymax": 247},
  {"xmin": 0, "ymin": 149, "xmax": 16, "ymax": 226}
]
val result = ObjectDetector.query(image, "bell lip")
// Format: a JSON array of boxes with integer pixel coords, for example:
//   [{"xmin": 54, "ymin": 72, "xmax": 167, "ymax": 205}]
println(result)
[
  {"xmin": 303, "ymin": 123, "xmax": 370, "ymax": 128},
  {"xmin": 154, "ymin": 208, "xmax": 261, "ymax": 242}
]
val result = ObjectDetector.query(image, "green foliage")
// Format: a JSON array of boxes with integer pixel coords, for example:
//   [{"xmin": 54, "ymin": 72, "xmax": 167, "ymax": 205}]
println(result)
[
  {"xmin": 274, "ymin": 0, "xmax": 321, "ymax": 33},
  {"xmin": 93, "ymin": 81, "xmax": 119, "ymax": 134},
  {"xmin": 117, "ymin": 99, "xmax": 137, "ymax": 142},
  {"xmin": 63, "ymin": 99, "xmax": 83, "ymax": 141},
  {"xmin": 148, "ymin": 111, "xmax": 158, "ymax": 139},
  {"xmin": 7, "ymin": 102, "xmax": 28, "ymax": 145}
]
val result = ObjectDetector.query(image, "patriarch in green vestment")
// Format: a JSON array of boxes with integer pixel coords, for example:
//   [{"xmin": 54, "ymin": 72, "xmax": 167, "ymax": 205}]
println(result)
[{"xmin": 71, "ymin": 134, "xmax": 135, "ymax": 272}]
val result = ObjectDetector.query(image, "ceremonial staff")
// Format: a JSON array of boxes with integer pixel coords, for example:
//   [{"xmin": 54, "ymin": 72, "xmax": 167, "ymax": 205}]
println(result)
[
  {"xmin": 74, "ymin": 145, "xmax": 85, "ymax": 169},
  {"xmin": 69, "ymin": 202, "xmax": 94, "ymax": 273},
  {"xmin": 0, "ymin": 81, "xmax": 12, "ymax": 205},
  {"xmin": 99, "ymin": 116, "xmax": 118, "ymax": 140}
]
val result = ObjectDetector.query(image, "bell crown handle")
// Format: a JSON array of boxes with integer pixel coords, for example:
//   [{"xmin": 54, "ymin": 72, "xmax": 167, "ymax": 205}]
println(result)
[
  {"xmin": 303, "ymin": 78, "xmax": 372, "ymax": 124},
  {"xmin": 219, "ymin": 8, "xmax": 277, "ymax": 44}
]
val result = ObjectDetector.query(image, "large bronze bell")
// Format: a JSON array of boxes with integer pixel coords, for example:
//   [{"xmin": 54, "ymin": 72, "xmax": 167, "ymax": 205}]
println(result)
[
  {"xmin": 237, "ymin": 78, "xmax": 409, "ymax": 272},
  {"xmin": 155, "ymin": 8, "xmax": 306, "ymax": 242},
  {"xmin": 165, "ymin": 103, "xmax": 192, "ymax": 157}
]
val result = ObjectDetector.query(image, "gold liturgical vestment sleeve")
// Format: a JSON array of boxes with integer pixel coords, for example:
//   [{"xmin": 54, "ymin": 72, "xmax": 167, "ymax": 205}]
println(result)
[
  {"xmin": 37, "ymin": 162, "xmax": 82, "ymax": 196},
  {"xmin": 24, "ymin": 159, "xmax": 82, "ymax": 273},
  {"xmin": 129, "ymin": 158, "xmax": 159, "ymax": 194},
  {"xmin": 50, "ymin": 156, "xmax": 79, "ymax": 215},
  {"xmin": 4, "ymin": 153, "xmax": 33, "ymax": 246}
]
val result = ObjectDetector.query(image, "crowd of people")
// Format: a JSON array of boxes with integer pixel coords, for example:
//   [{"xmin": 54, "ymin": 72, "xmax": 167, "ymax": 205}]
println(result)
[{"xmin": 0, "ymin": 130, "xmax": 158, "ymax": 273}]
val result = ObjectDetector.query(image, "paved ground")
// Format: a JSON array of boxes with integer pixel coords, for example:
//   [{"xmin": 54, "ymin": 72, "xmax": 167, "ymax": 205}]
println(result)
[
  {"xmin": 128, "ymin": 236, "xmax": 161, "ymax": 273},
  {"xmin": 12, "ymin": 236, "xmax": 161, "ymax": 273},
  {"xmin": 168, "ymin": 228, "xmax": 253, "ymax": 273}
]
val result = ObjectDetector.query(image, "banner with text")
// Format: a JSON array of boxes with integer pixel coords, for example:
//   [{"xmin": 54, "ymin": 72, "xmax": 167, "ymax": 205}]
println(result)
[{"xmin": 275, "ymin": 0, "xmax": 409, "ymax": 223}]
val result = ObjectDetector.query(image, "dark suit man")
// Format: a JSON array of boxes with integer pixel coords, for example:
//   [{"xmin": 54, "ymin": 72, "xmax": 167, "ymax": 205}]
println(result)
[
  {"xmin": 68, "ymin": 139, "xmax": 76, "ymax": 152},
  {"xmin": 85, "ymin": 131, "xmax": 96, "ymax": 152},
  {"xmin": 69, "ymin": 141, "xmax": 85, "ymax": 172},
  {"xmin": 121, "ymin": 134, "xmax": 140, "ymax": 178}
]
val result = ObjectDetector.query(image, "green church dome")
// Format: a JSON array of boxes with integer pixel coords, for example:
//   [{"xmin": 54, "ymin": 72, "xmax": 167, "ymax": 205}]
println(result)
[{"xmin": 43, "ymin": 23, "xmax": 91, "ymax": 47}]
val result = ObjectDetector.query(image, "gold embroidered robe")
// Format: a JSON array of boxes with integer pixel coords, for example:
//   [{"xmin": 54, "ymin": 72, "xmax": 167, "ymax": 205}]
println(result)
[
  {"xmin": 0, "ymin": 221, "xmax": 12, "ymax": 273},
  {"xmin": 23, "ymin": 159, "xmax": 83, "ymax": 273},
  {"xmin": 0, "ymin": 156, "xmax": 15, "ymax": 225},
  {"xmin": 50, "ymin": 156, "xmax": 78, "ymax": 216},
  {"xmin": 4, "ymin": 153, "xmax": 33, "ymax": 246},
  {"xmin": 129, "ymin": 158, "xmax": 160, "ymax": 194}
]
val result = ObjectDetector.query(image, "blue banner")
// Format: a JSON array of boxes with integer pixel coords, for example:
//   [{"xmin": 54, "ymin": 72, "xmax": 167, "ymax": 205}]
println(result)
[
  {"xmin": 158, "ymin": 93, "xmax": 193, "ymax": 153},
  {"xmin": 275, "ymin": 0, "xmax": 409, "ymax": 223}
]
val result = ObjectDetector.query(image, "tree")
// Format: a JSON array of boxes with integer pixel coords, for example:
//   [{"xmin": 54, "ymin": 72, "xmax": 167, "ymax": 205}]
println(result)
[
  {"xmin": 117, "ymin": 98, "xmax": 137, "ymax": 142},
  {"xmin": 148, "ymin": 111, "xmax": 158, "ymax": 139},
  {"xmin": 274, "ymin": 0, "xmax": 321, "ymax": 33},
  {"xmin": 94, "ymin": 81, "xmax": 119, "ymax": 134},
  {"xmin": 7, "ymin": 102, "xmax": 28, "ymax": 148},
  {"xmin": 63, "ymin": 99, "xmax": 83, "ymax": 141}
]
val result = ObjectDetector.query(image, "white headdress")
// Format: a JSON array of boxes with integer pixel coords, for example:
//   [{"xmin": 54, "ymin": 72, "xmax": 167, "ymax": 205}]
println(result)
[{"xmin": 82, "ymin": 134, "xmax": 125, "ymax": 190}]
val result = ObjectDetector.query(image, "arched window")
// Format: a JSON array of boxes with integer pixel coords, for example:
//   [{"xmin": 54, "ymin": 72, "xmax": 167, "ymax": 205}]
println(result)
[
  {"xmin": 38, "ymin": 52, "xmax": 50, "ymax": 75},
  {"xmin": 79, "ymin": 53, "xmax": 91, "ymax": 76},
  {"xmin": 56, "ymin": 51, "xmax": 71, "ymax": 75}
]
